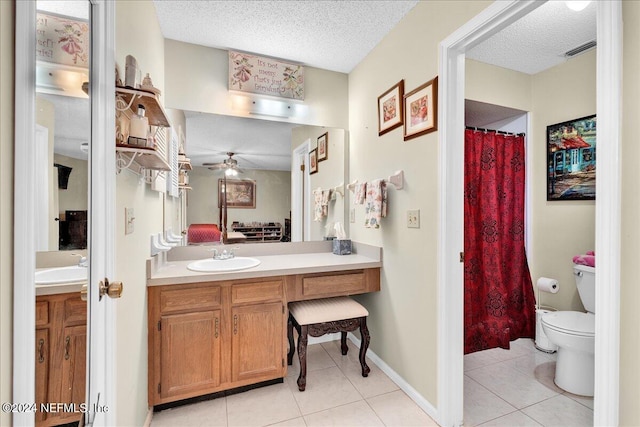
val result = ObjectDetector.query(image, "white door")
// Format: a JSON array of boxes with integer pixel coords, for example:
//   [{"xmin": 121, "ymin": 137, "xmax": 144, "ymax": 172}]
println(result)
[
  {"xmin": 13, "ymin": 1, "xmax": 116, "ymax": 425},
  {"xmin": 85, "ymin": 1, "xmax": 117, "ymax": 425}
]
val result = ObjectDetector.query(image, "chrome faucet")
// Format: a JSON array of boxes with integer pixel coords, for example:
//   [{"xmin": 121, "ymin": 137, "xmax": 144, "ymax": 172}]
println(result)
[
  {"xmin": 211, "ymin": 247, "xmax": 235, "ymax": 260},
  {"xmin": 71, "ymin": 253, "xmax": 88, "ymax": 267}
]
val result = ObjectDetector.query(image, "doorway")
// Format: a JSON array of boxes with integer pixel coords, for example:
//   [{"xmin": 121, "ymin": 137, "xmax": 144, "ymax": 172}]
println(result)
[{"xmin": 438, "ymin": 1, "xmax": 622, "ymax": 426}]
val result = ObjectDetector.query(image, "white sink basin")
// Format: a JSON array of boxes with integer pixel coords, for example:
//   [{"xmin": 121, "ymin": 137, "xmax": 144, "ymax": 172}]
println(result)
[
  {"xmin": 187, "ymin": 257, "xmax": 261, "ymax": 272},
  {"xmin": 35, "ymin": 266, "xmax": 88, "ymax": 285}
]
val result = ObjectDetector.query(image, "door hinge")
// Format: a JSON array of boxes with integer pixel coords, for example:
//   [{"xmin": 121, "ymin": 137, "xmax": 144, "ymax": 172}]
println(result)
[
  {"xmin": 157, "ymin": 320, "xmax": 161, "ymax": 331},
  {"xmin": 157, "ymin": 383, "xmax": 161, "ymax": 394},
  {"xmin": 300, "ymin": 164, "xmax": 305, "ymax": 172},
  {"xmin": 460, "ymin": 252, "xmax": 465, "ymax": 263}
]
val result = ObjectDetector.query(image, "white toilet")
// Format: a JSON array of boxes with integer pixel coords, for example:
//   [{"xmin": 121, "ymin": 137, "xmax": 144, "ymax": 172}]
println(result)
[{"xmin": 541, "ymin": 264, "xmax": 595, "ymax": 396}]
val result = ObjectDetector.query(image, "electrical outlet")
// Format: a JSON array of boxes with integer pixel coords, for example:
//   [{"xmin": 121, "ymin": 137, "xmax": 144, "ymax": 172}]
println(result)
[
  {"xmin": 125, "ymin": 208, "xmax": 135, "ymax": 234},
  {"xmin": 350, "ymin": 208, "xmax": 355, "ymax": 223},
  {"xmin": 407, "ymin": 209, "xmax": 420, "ymax": 228}
]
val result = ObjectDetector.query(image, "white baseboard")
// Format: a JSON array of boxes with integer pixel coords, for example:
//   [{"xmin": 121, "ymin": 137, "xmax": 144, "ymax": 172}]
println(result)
[
  {"xmin": 347, "ymin": 333, "xmax": 439, "ymax": 422},
  {"xmin": 143, "ymin": 407, "xmax": 153, "ymax": 427}
]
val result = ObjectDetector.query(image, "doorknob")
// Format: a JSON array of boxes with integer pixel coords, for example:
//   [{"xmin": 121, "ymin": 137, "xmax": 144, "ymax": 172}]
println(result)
[
  {"xmin": 80, "ymin": 279, "xmax": 123, "ymax": 301},
  {"xmin": 100, "ymin": 278, "xmax": 123, "ymax": 300}
]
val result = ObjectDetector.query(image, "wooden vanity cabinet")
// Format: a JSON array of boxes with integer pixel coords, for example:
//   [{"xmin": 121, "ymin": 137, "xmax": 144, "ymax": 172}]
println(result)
[
  {"xmin": 148, "ymin": 278, "xmax": 286, "ymax": 406},
  {"xmin": 35, "ymin": 293, "xmax": 87, "ymax": 427}
]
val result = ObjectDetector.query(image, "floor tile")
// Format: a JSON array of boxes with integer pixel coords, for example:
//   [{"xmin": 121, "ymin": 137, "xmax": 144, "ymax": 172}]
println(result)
[
  {"xmin": 287, "ymin": 366, "xmax": 362, "ymax": 415},
  {"xmin": 464, "ymin": 348, "xmax": 501, "ymax": 372},
  {"xmin": 151, "ymin": 397, "xmax": 227, "ymax": 427},
  {"xmin": 563, "ymin": 391, "xmax": 594, "ymax": 410},
  {"xmin": 367, "ymin": 390, "xmax": 438, "ymax": 426},
  {"xmin": 287, "ymin": 342, "xmax": 337, "ymax": 379},
  {"xmin": 522, "ymin": 394, "xmax": 594, "ymax": 426},
  {"xmin": 267, "ymin": 417, "xmax": 307, "ymax": 427},
  {"xmin": 226, "ymin": 381, "xmax": 301, "ymax": 427},
  {"xmin": 463, "ymin": 376, "xmax": 517, "ymax": 426},
  {"xmin": 501, "ymin": 353, "xmax": 563, "ymax": 393},
  {"xmin": 303, "ymin": 400, "xmax": 384, "ymax": 427},
  {"xmin": 322, "ymin": 340, "xmax": 399, "ymax": 398},
  {"xmin": 466, "ymin": 361, "xmax": 560, "ymax": 409},
  {"xmin": 477, "ymin": 410, "xmax": 542, "ymax": 426}
]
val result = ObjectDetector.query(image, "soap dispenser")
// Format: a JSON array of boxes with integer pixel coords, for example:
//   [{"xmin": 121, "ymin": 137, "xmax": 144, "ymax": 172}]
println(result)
[{"xmin": 128, "ymin": 104, "xmax": 148, "ymax": 147}]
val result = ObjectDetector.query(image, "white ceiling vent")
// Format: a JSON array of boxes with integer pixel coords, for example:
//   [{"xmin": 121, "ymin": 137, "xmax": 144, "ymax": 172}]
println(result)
[{"xmin": 564, "ymin": 40, "xmax": 597, "ymax": 57}]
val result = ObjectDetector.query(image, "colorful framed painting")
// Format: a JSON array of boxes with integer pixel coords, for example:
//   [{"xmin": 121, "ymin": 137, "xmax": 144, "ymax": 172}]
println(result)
[
  {"xmin": 403, "ymin": 76, "xmax": 438, "ymax": 141},
  {"xmin": 378, "ymin": 80, "xmax": 404, "ymax": 136},
  {"xmin": 218, "ymin": 179, "xmax": 256, "ymax": 208},
  {"xmin": 309, "ymin": 149, "xmax": 318, "ymax": 174},
  {"xmin": 317, "ymin": 132, "xmax": 328, "ymax": 162},
  {"xmin": 36, "ymin": 11, "xmax": 90, "ymax": 68},
  {"xmin": 546, "ymin": 114, "xmax": 596, "ymax": 201}
]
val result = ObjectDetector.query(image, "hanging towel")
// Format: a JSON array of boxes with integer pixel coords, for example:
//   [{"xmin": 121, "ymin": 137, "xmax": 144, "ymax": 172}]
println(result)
[
  {"xmin": 312, "ymin": 188, "xmax": 324, "ymax": 221},
  {"xmin": 364, "ymin": 179, "xmax": 387, "ymax": 228},
  {"xmin": 354, "ymin": 182, "xmax": 367, "ymax": 205},
  {"xmin": 321, "ymin": 189, "xmax": 333, "ymax": 217}
]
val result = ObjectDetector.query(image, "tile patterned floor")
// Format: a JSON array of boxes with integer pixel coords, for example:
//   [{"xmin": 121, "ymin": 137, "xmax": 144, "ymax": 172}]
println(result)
[
  {"xmin": 464, "ymin": 338, "xmax": 594, "ymax": 426},
  {"xmin": 151, "ymin": 340, "xmax": 438, "ymax": 427},
  {"xmin": 151, "ymin": 338, "xmax": 594, "ymax": 427}
]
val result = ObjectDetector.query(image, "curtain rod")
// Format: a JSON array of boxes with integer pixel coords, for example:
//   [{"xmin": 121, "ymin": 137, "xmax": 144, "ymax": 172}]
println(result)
[{"xmin": 465, "ymin": 126, "xmax": 525, "ymax": 137}]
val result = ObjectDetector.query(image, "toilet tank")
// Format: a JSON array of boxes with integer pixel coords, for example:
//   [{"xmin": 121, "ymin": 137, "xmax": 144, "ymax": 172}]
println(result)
[{"xmin": 574, "ymin": 264, "xmax": 596, "ymax": 313}]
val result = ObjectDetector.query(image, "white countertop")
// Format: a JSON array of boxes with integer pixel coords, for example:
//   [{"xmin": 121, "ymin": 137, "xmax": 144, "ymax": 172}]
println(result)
[{"xmin": 147, "ymin": 252, "xmax": 382, "ymax": 286}]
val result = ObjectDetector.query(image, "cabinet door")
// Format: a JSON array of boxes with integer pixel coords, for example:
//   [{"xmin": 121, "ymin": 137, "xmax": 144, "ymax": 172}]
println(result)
[
  {"xmin": 160, "ymin": 310, "xmax": 221, "ymax": 399},
  {"xmin": 231, "ymin": 302, "xmax": 283, "ymax": 383},
  {"xmin": 59, "ymin": 324, "xmax": 86, "ymax": 423},
  {"xmin": 35, "ymin": 328, "xmax": 49, "ymax": 424}
]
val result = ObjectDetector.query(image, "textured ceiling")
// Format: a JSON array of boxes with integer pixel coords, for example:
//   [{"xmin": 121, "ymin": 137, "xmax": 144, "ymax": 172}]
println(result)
[
  {"xmin": 153, "ymin": 0, "xmax": 419, "ymax": 74},
  {"xmin": 466, "ymin": 1, "xmax": 596, "ymax": 75}
]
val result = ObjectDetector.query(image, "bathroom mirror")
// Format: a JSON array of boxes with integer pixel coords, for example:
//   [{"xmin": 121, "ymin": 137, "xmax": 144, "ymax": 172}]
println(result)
[{"xmin": 180, "ymin": 111, "xmax": 348, "ymax": 244}]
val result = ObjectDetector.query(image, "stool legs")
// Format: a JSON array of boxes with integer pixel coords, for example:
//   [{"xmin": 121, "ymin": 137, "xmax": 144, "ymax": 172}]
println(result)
[
  {"xmin": 287, "ymin": 314, "xmax": 295, "ymax": 366},
  {"xmin": 359, "ymin": 317, "xmax": 371, "ymax": 377},
  {"xmin": 340, "ymin": 332, "xmax": 348, "ymax": 355},
  {"xmin": 297, "ymin": 324, "xmax": 308, "ymax": 391}
]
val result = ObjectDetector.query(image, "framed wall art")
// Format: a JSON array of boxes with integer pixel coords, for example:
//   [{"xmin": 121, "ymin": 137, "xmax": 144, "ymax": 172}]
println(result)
[
  {"xmin": 378, "ymin": 80, "xmax": 404, "ymax": 136},
  {"xmin": 317, "ymin": 132, "xmax": 328, "ymax": 161},
  {"xmin": 309, "ymin": 149, "xmax": 318, "ymax": 174},
  {"xmin": 403, "ymin": 76, "xmax": 438, "ymax": 141},
  {"xmin": 547, "ymin": 114, "xmax": 596, "ymax": 201},
  {"xmin": 218, "ymin": 178, "xmax": 256, "ymax": 208}
]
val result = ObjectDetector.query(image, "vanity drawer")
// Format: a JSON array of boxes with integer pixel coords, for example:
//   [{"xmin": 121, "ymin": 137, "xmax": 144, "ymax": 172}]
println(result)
[
  {"xmin": 300, "ymin": 271, "xmax": 366, "ymax": 298},
  {"xmin": 232, "ymin": 279, "xmax": 283, "ymax": 305},
  {"xmin": 36, "ymin": 301, "xmax": 49, "ymax": 326},
  {"xmin": 160, "ymin": 286, "xmax": 221, "ymax": 314},
  {"xmin": 64, "ymin": 296, "xmax": 87, "ymax": 324}
]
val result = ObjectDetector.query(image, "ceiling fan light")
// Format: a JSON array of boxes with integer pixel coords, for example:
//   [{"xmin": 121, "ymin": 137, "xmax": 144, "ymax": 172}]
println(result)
[{"xmin": 565, "ymin": 1, "xmax": 591, "ymax": 12}]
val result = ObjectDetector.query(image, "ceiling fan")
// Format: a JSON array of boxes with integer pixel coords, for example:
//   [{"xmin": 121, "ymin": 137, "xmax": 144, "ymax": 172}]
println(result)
[{"xmin": 203, "ymin": 152, "xmax": 244, "ymax": 176}]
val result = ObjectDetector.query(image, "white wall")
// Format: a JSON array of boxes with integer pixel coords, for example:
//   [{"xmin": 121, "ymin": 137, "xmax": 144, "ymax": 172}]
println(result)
[
  {"xmin": 187, "ymin": 167, "xmax": 291, "ymax": 228},
  {"xmin": 620, "ymin": 1, "xmax": 640, "ymax": 423},
  {"xmin": 0, "ymin": 2, "xmax": 14, "ymax": 425},
  {"xmin": 115, "ymin": 1, "xmax": 168, "ymax": 424},
  {"xmin": 163, "ymin": 39, "xmax": 349, "ymax": 130},
  {"xmin": 54, "ymin": 154, "xmax": 88, "ymax": 213},
  {"xmin": 347, "ymin": 0, "xmax": 492, "ymax": 406}
]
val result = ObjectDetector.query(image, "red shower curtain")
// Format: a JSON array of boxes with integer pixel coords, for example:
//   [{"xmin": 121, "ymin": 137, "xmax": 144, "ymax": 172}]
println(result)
[{"xmin": 464, "ymin": 129, "xmax": 536, "ymax": 354}]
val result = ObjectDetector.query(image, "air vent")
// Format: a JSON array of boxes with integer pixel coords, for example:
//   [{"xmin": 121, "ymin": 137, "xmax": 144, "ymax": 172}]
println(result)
[{"xmin": 564, "ymin": 40, "xmax": 597, "ymax": 57}]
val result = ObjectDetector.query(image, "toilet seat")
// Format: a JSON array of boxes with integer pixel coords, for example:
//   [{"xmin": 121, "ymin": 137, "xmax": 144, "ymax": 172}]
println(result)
[{"xmin": 541, "ymin": 311, "xmax": 594, "ymax": 337}]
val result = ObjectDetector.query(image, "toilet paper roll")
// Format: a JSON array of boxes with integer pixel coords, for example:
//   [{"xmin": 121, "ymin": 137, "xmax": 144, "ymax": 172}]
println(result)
[{"xmin": 537, "ymin": 277, "xmax": 559, "ymax": 293}]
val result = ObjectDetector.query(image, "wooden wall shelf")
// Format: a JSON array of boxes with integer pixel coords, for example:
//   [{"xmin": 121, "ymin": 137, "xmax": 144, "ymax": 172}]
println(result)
[
  {"xmin": 116, "ymin": 86, "xmax": 169, "ymax": 127},
  {"xmin": 116, "ymin": 144, "xmax": 171, "ymax": 171}
]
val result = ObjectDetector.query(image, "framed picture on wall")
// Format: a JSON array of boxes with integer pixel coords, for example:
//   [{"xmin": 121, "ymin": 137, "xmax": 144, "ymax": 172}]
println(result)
[
  {"xmin": 546, "ymin": 114, "xmax": 596, "ymax": 201},
  {"xmin": 403, "ymin": 76, "xmax": 438, "ymax": 141},
  {"xmin": 378, "ymin": 80, "xmax": 404, "ymax": 136},
  {"xmin": 309, "ymin": 149, "xmax": 318, "ymax": 174},
  {"xmin": 218, "ymin": 178, "xmax": 256, "ymax": 208},
  {"xmin": 317, "ymin": 132, "xmax": 328, "ymax": 161}
]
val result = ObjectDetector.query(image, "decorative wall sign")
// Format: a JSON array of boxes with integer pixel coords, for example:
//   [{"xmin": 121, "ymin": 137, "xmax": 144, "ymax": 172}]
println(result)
[
  {"xmin": 229, "ymin": 51, "xmax": 304, "ymax": 100},
  {"xmin": 36, "ymin": 11, "xmax": 89, "ymax": 68},
  {"xmin": 547, "ymin": 114, "xmax": 596, "ymax": 200}
]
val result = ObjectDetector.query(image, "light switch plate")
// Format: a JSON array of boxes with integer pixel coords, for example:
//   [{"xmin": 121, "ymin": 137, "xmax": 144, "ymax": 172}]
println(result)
[
  {"xmin": 407, "ymin": 209, "xmax": 420, "ymax": 228},
  {"xmin": 125, "ymin": 208, "xmax": 135, "ymax": 234}
]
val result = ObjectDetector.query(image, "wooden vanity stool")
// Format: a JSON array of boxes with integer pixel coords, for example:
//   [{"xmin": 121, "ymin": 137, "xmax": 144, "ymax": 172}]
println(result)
[{"xmin": 287, "ymin": 296, "xmax": 371, "ymax": 391}]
